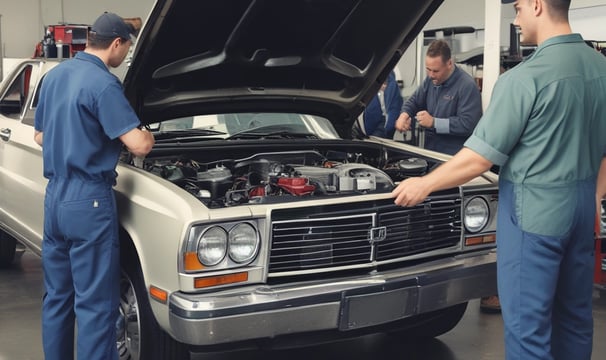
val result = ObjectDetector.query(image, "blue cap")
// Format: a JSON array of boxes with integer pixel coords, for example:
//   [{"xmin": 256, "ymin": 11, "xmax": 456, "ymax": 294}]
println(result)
[{"xmin": 91, "ymin": 12, "xmax": 135, "ymax": 40}]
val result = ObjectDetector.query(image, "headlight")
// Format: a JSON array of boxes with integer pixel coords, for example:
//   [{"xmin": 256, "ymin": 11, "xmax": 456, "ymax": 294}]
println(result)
[
  {"xmin": 464, "ymin": 197, "xmax": 489, "ymax": 233},
  {"xmin": 228, "ymin": 223, "xmax": 259, "ymax": 263},
  {"xmin": 197, "ymin": 226, "xmax": 227, "ymax": 266}
]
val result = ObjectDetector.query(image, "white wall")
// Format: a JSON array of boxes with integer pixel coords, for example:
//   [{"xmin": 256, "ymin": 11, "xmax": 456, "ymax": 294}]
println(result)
[{"xmin": 570, "ymin": 4, "xmax": 606, "ymax": 41}]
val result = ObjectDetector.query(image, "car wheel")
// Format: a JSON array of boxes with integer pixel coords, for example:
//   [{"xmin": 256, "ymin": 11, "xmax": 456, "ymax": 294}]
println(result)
[
  {"xmin": 0, "ymin": 231, "xmax": 17, "ymax": 268},
  {"xmin": 118, "ymin": 244, "xmax": 190, "ymax": 360},
  {"xmin": 385, "ymin": 302, "xmax": 468, "ymax": 339}
]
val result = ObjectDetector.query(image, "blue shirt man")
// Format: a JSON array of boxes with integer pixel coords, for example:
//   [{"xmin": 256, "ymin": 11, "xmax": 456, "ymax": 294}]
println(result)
[
  {"xmin": 395, "ymin": 39, "xmax": 482, "ymax": 155},
  {"xmin": 34, "ymin": 12, "xmax": 154, "ymax": 360}
]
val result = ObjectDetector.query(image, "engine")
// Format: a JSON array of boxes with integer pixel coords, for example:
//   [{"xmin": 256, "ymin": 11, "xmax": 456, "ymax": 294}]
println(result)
[{"xmin": 139, "ymin": 150, "xmax": 429, "ymax": 208}]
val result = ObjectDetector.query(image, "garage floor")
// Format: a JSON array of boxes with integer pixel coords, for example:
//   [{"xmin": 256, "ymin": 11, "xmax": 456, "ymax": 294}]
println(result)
[{"xmin": 1, "ymin": 250, "xmax": 605, "ymax": 360}]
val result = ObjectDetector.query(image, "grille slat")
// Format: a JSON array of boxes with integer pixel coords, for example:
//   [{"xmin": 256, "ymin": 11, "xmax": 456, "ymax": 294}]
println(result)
[{"xmin": 269, "ymin": 197, "xmax": 462, "ymax": 274}]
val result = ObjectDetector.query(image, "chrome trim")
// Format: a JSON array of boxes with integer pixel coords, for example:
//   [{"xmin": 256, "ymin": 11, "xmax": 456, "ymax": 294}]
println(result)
[{"xmin": 168, "ymin": 251, "xmax": 496, "ymax": 345}]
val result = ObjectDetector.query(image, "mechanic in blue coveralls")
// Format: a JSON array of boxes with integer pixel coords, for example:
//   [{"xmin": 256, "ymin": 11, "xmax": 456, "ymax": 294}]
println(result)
[
  {"xmin": 392, "ymin": 0, "xmax": 606, "ymax": 359},
  {"xmin": 33, "ymin": 12, "xmax": 154, "ymax": 360},
  {"xmin": 394, "ymin": 39, "xmax": 482, "ymax": 155},
  {"xmin": 362, "ymin": 71, "xmax": 403, "ymax": 139}
]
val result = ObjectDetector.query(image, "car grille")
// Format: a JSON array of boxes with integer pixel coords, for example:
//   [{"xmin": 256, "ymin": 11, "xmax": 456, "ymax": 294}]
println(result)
[{"xmin": 268, "ymin": 194, "xmax": 461, "ymax": 274}]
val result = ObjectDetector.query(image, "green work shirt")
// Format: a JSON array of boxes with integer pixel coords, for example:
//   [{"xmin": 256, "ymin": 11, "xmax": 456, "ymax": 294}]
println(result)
[{"xmin": 465, "ymin": 33, "xmax": 606, "ymax": 236}]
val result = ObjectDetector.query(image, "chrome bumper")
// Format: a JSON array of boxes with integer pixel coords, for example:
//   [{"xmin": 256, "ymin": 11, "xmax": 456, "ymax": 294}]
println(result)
[{"xmin": 168, "ymin": 251, "xmax": 497, "ymax": 345}]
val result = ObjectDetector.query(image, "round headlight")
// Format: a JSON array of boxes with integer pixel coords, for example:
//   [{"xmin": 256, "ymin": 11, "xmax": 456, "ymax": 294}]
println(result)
[
  {"xmin": 197, "ymin": 226, "xmax": 227, "ymax": 266},
  {"xmin": 228, "ymin": 223, "xmax": 259, "ymax": 263},
  {"xmin": 464, "ymin": 197, "xmax": 489, "ymax": 233}
]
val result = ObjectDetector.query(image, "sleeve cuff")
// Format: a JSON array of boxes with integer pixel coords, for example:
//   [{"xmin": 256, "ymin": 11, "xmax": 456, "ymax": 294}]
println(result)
[
  {"xmin": 464, "ymin": 135, "xmax": 509, "ymax": 166},
  {"xmin": 433, "ymin": 117, "xmax": 449, "ymax": 134}
]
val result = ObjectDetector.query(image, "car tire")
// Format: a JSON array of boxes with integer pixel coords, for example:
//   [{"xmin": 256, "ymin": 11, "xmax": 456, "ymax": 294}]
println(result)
[
  {"xmin": 119, "ymin": 242, "xmax": 190, "ymax": 360},
  {"xmin": 0, "ymin": 231, "xmax": 17, "ymax": 268},
  {"xmin": 385, "ymin": 302, "xmax": 468, "ymax": 339}
]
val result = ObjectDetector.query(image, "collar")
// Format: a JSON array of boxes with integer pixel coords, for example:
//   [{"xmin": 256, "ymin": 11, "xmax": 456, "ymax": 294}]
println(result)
[
  {"xmin": 532, "ymin": 33, "xmax": 584, "ymax": 57},
  {"xmin": 439, "ymin": 66, "xmax": 460, "ymax": 88},
  {"xmin": 74, "ymin": 51, "xmax": 109, "ymax": 72}
]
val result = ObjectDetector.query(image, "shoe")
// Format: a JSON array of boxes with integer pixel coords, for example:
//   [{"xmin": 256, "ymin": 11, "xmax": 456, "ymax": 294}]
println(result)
[{"xmin": 480, "ymin": 295, "xmax": 501, "ymax": 313}]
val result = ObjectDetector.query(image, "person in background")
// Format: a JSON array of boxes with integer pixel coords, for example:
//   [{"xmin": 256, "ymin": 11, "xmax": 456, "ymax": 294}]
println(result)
[
  {"xmin": 34, "ymin": 12, "xmax": 155, "ymax": 360},
  {"xmin": 392, "ymin": 0, "xmax": 606, "ymax": 359},
  {"xmin": 395, "ymin": 38, "xmax": 497, "ymax": 311},
  {"xmin": 363, "ymin": 71, "xmax": 403, "ymax": 139},
  {"xmin": 395, "ymin": 39, "xmax": 482, "ymax": 155}
]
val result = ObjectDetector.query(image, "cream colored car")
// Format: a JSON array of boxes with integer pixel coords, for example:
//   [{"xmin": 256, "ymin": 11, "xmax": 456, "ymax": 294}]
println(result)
[{"xmin": 0, "ymin": 0, "xmax": 498, "ymax": 359}]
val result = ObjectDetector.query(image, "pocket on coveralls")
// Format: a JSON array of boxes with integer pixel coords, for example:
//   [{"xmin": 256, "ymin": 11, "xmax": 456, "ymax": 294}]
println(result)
[{"xmin": 59, "ymin": 197, "xmax": 113, "ymax": 243}]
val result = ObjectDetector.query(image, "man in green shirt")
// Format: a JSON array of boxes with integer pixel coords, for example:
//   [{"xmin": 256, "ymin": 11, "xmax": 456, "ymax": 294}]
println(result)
[{"xmin": 392, "ymin": 1, "xmax": 606, "ymax": 359}]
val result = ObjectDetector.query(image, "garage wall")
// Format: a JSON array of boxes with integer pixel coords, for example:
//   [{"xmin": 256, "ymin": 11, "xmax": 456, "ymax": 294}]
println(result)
[{"xmin": 0, "ymin": 0, "xmax": 154, "ymax": 59}]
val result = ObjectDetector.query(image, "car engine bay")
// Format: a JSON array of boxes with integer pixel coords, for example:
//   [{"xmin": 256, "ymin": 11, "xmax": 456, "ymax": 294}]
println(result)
[{"xmin": 129, "ymin": 146, "xmax": 435, "ymax": 208}]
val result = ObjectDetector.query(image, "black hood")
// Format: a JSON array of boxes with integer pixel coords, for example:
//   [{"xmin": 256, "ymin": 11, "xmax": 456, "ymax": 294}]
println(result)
[{"xmin": 124, "ymin": 0, "xmax": 443, "ymax": 137}]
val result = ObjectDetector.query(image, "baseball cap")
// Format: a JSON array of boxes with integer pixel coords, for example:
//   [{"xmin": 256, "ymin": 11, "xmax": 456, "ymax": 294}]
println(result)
[{"xmin": 91, "ymin": 12, "xmax": 135, "ymax": 40}]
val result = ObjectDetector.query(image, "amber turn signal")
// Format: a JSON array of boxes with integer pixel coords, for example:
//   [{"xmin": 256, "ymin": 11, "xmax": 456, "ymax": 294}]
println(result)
[
  {"xmin": 149, "ymin": 285, "xmax": 168, "ymax": 304},
  {"xmin": 465, "ymin": 234, "xmax": 496, "ymax": 246},
  {"xmin": 194, "ymin": 272, "xmax": 248, "ymax": 289}
]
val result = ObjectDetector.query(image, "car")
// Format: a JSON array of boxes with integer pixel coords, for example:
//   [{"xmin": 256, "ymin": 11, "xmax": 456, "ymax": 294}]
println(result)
[{"xmin": 0, "ymin": 0, "xmax": 498, "ymax": 359}]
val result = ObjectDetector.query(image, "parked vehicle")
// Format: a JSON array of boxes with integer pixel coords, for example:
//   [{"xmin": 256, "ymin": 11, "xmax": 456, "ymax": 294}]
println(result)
[{"xmin": 0, "ymin": 0, "xmax": 497, "ymax": 359}]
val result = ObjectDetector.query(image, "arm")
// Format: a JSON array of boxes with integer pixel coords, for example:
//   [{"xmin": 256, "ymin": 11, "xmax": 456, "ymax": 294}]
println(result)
[
  {"xmin": 391, "ymin": 147, "xmax": 493, "ymax": 207},
  {"xmin": 395, "ymin": 80, "xmax": 427, "ymax": 132},
  {"xmin": 119, "ymin": 127, "xmax": 155, "ymax": 157},
  {"xmin": 34, "ymin": 130, "xmax": 43, "ymax": 147}
]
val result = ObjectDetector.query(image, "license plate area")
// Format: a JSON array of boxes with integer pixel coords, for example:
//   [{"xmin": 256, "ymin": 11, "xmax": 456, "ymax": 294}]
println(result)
[{"xmin": 339, "ymin": 287, "xmax": 418, "ymax": 330}]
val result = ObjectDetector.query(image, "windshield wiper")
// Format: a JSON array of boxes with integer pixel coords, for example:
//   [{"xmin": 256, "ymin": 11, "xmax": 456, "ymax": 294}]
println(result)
[
  {"xmin": 227, "ymin": 130, "xmax": 318, "ymax": 140},
  {"xmin": 153, "ymin": 128, "xmax": 227, "ymax": 142}
]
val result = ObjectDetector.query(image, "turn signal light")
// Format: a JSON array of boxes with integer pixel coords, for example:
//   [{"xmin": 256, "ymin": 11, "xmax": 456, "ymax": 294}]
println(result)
[
  {"xmin": 465, "ymin": 234, "xmax": 496, "ymax": 246},
  {"xmin": 194, "ymin": 272, "xmax": 248, "ymax": 289},
  {"xmin": 184, "ymin": 252, "xmax": 204, "ymax": 271},
  {"xmin": 149, "ymin": 285, "xmax": 168, "ymax": 304}
]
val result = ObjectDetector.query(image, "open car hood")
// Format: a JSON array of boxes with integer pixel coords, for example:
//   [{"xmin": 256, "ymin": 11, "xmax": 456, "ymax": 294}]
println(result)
[{"xmin": 124, "ymin": 0, "xmax": 444, "ymax": 137}]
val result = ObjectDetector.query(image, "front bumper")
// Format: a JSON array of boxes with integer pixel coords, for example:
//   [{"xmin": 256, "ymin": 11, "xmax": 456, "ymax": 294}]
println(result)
[{"xmin": 168, "ymin": 251, "xmax": 496, "ymax": 345}]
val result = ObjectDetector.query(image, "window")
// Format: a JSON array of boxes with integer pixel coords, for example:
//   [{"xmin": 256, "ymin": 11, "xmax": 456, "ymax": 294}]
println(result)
[{"xmin": 0, "ymin": 65, "xmax": 33, "ymax": 119}]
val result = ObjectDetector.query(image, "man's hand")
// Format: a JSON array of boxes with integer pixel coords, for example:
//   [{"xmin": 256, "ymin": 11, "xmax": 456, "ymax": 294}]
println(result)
[
  {"xmin": 415, "ymin": 110, "xmax": 434, "ymax": 128},
  {"xmin": 395, "ymin": 113, "xmax": 412, "ymax": 132},
  {"xmin": 391, "ymin": 148, "xmax": 494, "ymax": 208},
  {"xmin": 391, "ymin": 176, "xmax": 432, "ymax": 207}
]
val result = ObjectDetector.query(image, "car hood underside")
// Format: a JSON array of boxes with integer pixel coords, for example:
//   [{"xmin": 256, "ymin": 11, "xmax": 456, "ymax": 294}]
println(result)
[{"xmin": 124, "ymin": 0, "xmax": 444, "ymax": 136}]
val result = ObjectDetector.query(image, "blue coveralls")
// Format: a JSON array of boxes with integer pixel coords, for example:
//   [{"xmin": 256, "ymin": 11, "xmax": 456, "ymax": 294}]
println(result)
[
  {"xmin": 465, "ymin": 34, "xmax": 606, "ymax": 360},
  {"xmin": 34, "ymin": 52, "xmax": 140, "ymax": 360},
  {"xmin": 401, "ymin": 65, "xmax": 482, "ymax": 155},
  {"xmin": 364, "ymin": 71, "xmax": 403, "ymax": 139}
]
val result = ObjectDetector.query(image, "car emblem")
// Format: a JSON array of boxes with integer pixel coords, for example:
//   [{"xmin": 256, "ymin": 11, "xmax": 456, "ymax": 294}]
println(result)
[{"xmin": 369, "ymin": 226, "xmax": 387, "ymax": 243}]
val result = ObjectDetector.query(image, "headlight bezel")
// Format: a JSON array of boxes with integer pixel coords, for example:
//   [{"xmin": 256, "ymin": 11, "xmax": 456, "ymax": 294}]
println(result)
[{"xmin": 184, "ymin": 221, "xmax": 261, "ymax": 273}]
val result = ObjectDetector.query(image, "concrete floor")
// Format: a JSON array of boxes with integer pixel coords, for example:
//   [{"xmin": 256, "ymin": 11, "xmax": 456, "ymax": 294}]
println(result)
[{"xmin": 1, "ymin": 250, "xmax": 605, "ymax": 360}]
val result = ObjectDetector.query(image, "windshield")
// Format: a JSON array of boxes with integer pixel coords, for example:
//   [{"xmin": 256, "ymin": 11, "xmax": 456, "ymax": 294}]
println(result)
[{"xmin": 149, "ymin": 113, "xmax": 341, "ymax": 140}]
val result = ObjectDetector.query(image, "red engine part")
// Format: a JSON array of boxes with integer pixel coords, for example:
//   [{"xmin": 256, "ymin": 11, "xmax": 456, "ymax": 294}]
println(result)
[{"xmin": 277, "ymin": 177, "xmax": 315, "ymax": 196}]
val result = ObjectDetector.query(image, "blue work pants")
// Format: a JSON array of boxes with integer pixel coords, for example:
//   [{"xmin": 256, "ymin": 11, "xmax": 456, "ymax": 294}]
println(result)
[
  {"xmin": 42, "ymin": 177, "xmax": 119, "ymax": 360},
  {"xmin": 497, "ymin": 180, "xmax": 594, "ymax": 360}
]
